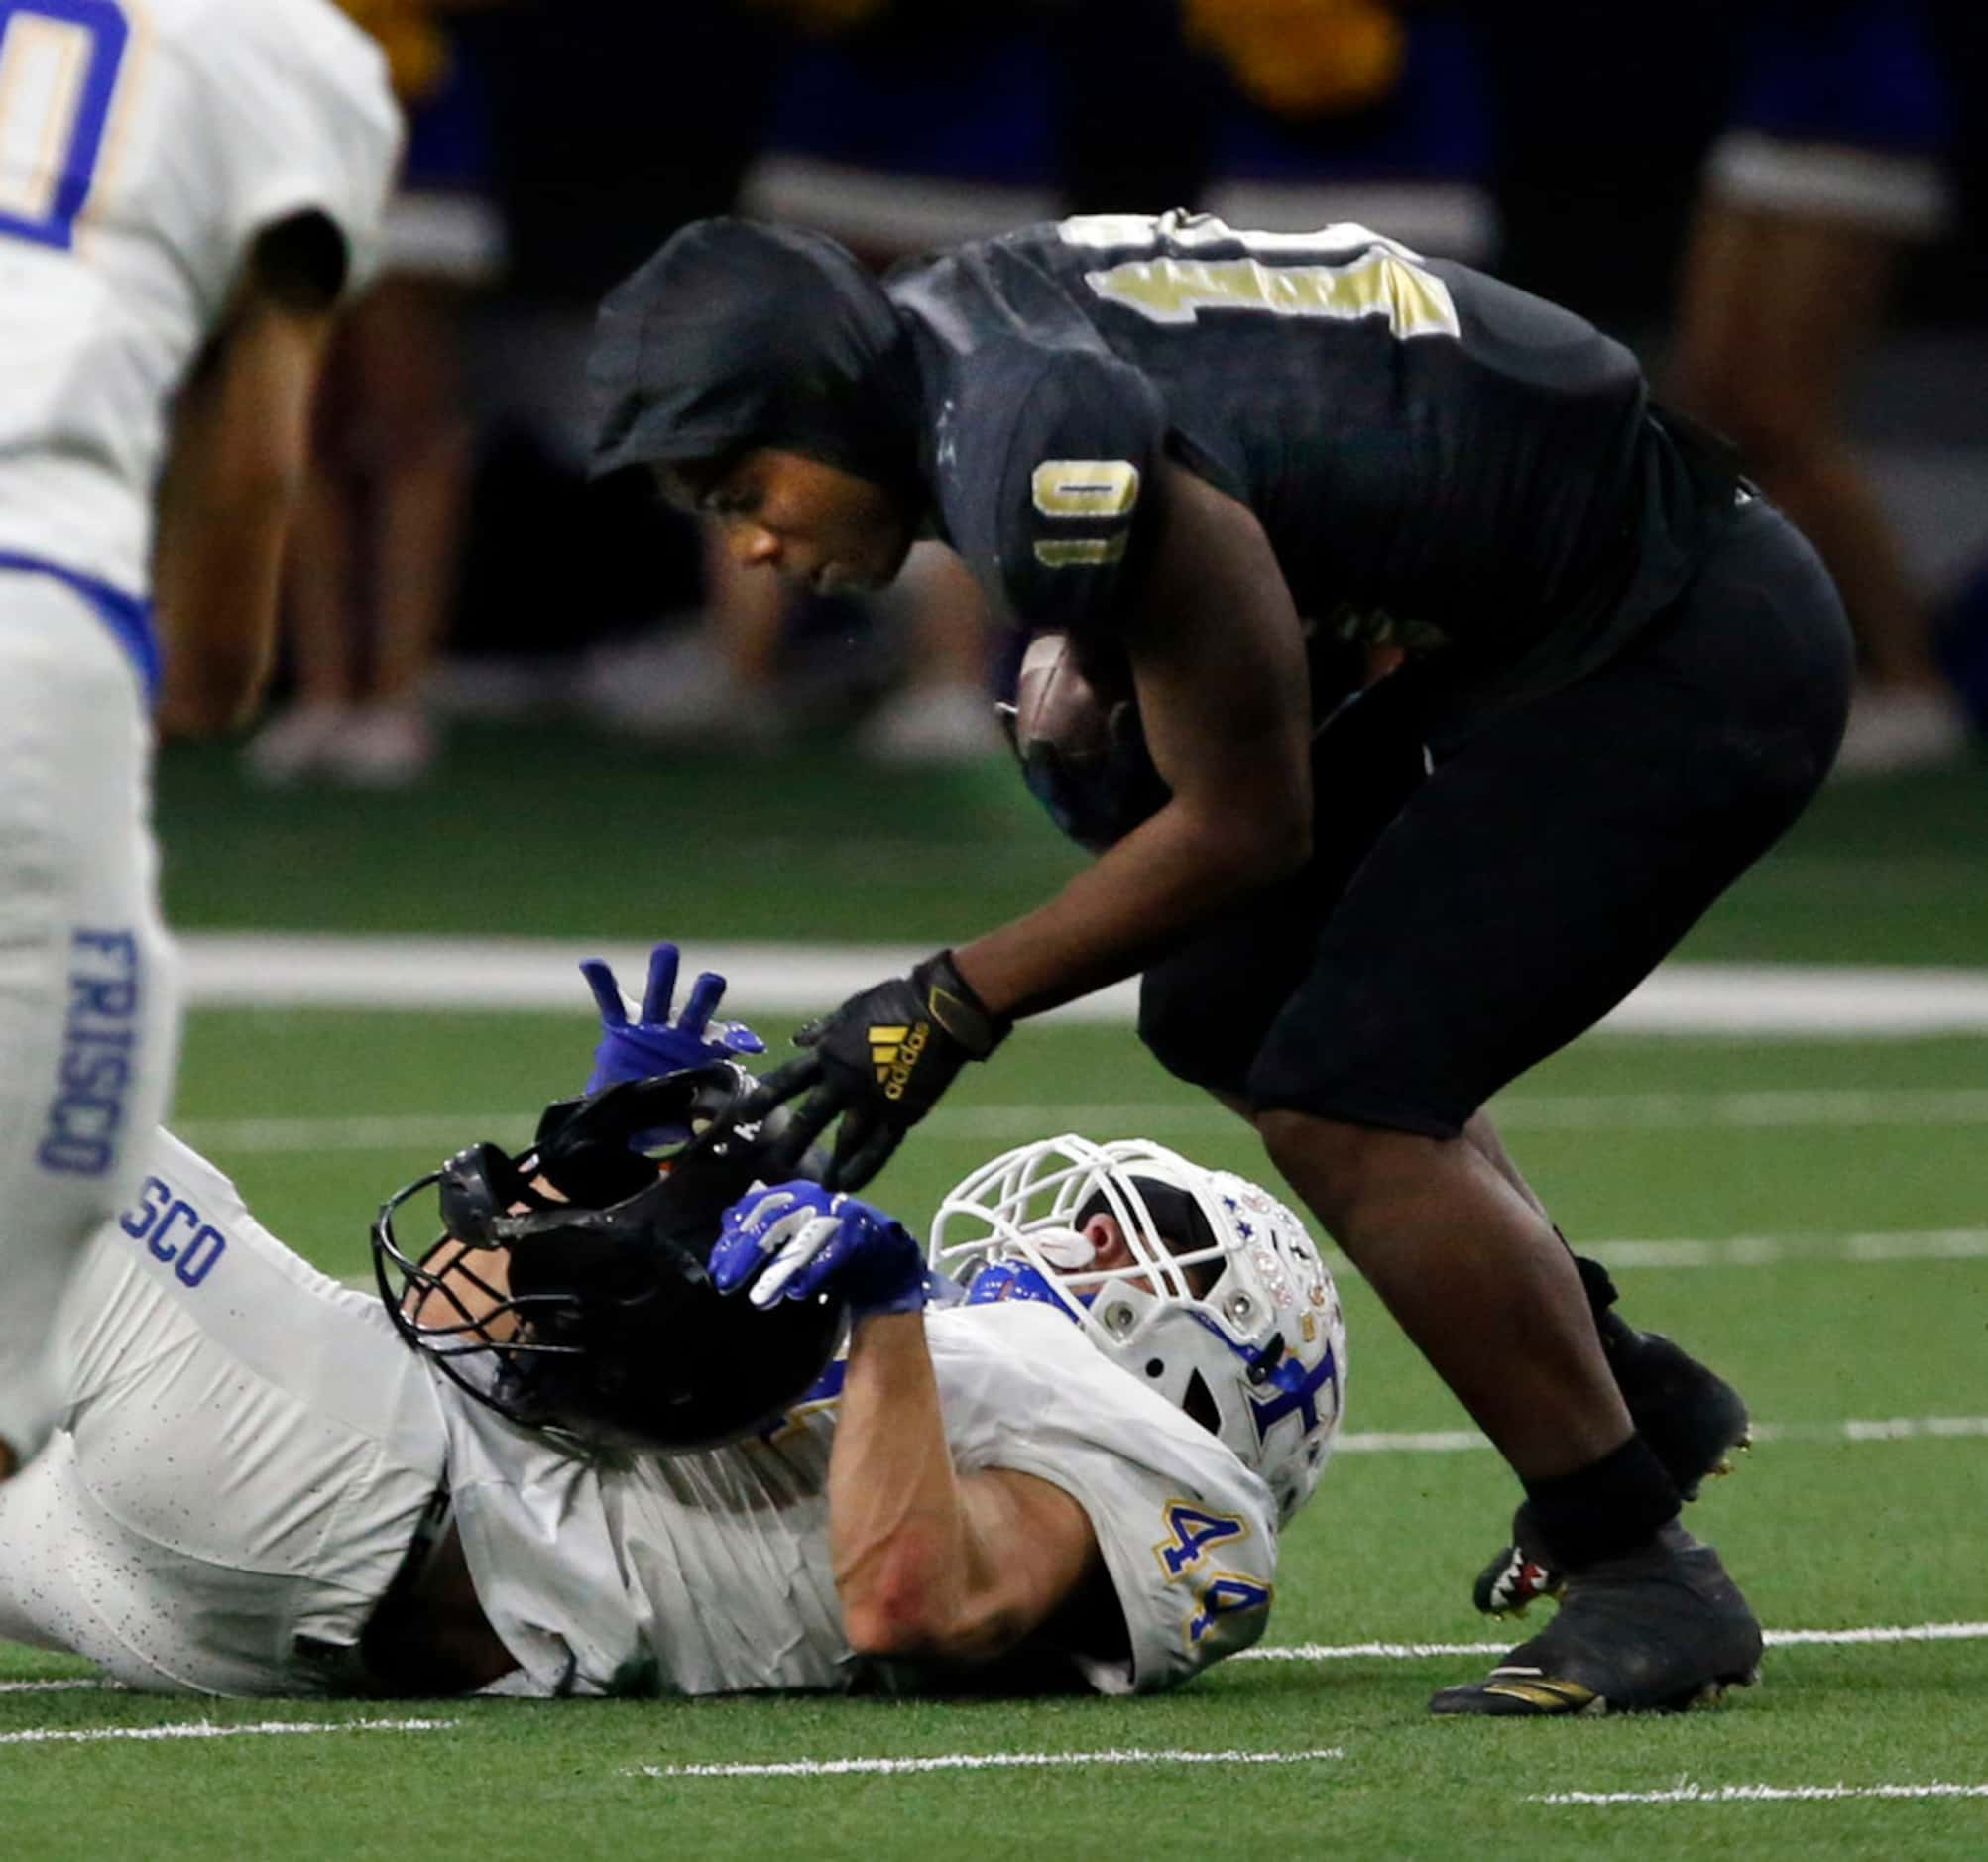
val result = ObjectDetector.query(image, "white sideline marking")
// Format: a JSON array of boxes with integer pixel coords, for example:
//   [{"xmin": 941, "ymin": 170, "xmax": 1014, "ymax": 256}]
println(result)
[
  {"xmin": 178, "ymin": 934, "xmax": 1988, "ymax": 1037},
  {"xmin": 0, "ymin": 1716, "xmax": 458, "ymax": 1746},
  {"xmin": 1333, "ymin": 1416, "xmax": 1988, "ymax": 1455},
  {"xmin": 0, "ymin": 1679, "xmax": 104, "ymax": 1694},
  {"xmin": 1242, "ymin": 1621, "xmax": 1988, "ymax": 1664},
  {"xmin": 635, "ymin": 1746, "xmax": 1345, "ymax": 1780},
  {"xmin": 1533, "ymin": 1781, "xmax": 1988, "ymax": 1805}
]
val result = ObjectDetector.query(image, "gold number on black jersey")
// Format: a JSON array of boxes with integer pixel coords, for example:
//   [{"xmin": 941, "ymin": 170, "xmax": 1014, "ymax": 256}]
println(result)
[
  {"xmin": 1031, "ymin": 459, "xmax": 1139, "ymax": 569},
  {"xmin": 1059, "ymin": 211, "xmax": 1461, "ymax": 341}
]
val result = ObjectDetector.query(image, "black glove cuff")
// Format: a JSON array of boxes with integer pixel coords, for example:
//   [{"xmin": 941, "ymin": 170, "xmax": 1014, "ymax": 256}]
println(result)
[{"xmin": 915, "ymin": 950, "xmax": 1010, "ymax": 1059}]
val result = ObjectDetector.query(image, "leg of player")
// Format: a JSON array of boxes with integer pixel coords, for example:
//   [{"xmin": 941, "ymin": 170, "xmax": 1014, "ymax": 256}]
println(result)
[
  {"xmin": 1239, "ymin": 499, "xmax": 1847, "ymax": 1713},
  {"xmin": 1259, "ymin": 1114, "xmax": 1637, "ymax": 1473},
  {"xmin": 1256, "ymin": 1109, "xmax": 1763, "ymax": 1716},
  {"xmin": 0, "ymin": 575, "xmax": 182, "ymax": 1477},
  {"xmin": 1465, "ymin": 1115, "xmax": 1750, "ymax": 1486},
  {"xmin": 1459, "ymin": 1109, "xmax": 1750, "ymax": 1615},
  {"xmin": 1197, "ymin": 980, "xmax": 1750, "ymax": 1595}
]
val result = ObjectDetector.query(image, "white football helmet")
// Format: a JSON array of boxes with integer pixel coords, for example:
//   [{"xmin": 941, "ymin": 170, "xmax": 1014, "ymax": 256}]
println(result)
[{"xmin": 930, "ymin": 1135, "xmax": 1347, "ymax": 1524}]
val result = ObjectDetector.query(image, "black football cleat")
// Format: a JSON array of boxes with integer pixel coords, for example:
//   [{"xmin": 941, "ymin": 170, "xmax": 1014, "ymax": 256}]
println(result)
[
  {"xmin": 1432, "ymin": 1524, "xmax": 1763, "ymax": 1716},
  {"xmin": 1472, "ymin": 1503, "xmax": 1564, "ymax": 1617},
  {"xmin": 1470, "ymin": 1326, "xmax": 1752, "ymax": 1618},
  {"xmin": 1606, "ymin": 1326, "xmax": 1752, "ymax": 1503}
]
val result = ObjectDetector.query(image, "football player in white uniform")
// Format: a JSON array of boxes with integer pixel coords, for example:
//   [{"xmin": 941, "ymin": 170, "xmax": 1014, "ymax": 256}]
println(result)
[
  {"xmin": 0, "ymin": 1052, "xmax": 1346, "ymax": 1699},
  {"xmin": 0, "ymin": 945, "xmax": 1346, "ymax": 1698},
  {"xmin": 0, "ymin": 0, "xmax": 402, "ymax": 1474}
]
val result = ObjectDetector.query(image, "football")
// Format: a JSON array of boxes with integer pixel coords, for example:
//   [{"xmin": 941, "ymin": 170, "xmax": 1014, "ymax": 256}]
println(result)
[
  {"xmin": 1009, "ymin": 630, "xmax": 1121, "ymax": 771},
  {"xmin": 1003, "ymin": 630, "xmax": 1166, "ymax": 850}
]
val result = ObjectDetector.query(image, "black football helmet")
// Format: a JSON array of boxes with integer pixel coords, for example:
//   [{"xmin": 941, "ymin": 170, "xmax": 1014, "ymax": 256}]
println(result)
[{"xmin": 372, "ymin": 1064, "xmax": 845, "ymax": 1453}]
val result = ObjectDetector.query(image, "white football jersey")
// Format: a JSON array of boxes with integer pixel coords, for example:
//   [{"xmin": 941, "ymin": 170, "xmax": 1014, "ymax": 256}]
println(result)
[
  {"xmin": 0, "ymin": 0, "xmax": 401, "ymax": 599},
  {"xmin": 444, "ymin": 1300, "xmax": 1281, "ymax": 1697}
]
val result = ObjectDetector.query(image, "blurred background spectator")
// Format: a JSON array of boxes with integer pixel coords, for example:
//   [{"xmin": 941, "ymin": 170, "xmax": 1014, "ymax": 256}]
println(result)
[
  {"xmin": 1668, "ymin": 1, "xmax": 1968, "ymax": 775},
  {"xmin": 250, "ymin": 0, "xmax": 508, "ymax": 787},
  {"xmin": 242, "ymin": 0, "xmax": 1986, "ymax": 781}
]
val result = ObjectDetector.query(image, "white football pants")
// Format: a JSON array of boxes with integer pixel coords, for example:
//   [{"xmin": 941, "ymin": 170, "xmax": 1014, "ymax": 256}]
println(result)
[
  {"xmin": 0, "ymin": 571, "xmax": 179, "ymax": 1465},
  {"xmin": 0, "ymin": 1132, "xmax": 449, "ymax": 1692}
]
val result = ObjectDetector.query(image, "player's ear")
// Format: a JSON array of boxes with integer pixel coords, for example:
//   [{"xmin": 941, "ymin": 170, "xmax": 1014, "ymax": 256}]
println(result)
[{"xmin": 1082, "ymin": 1213, "xmax": 1134, "ymax": 1269}]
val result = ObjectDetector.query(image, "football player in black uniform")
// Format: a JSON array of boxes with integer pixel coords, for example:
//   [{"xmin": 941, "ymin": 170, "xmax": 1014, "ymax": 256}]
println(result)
[{"xmin": 587, "ymin": 211, "xmax": 1853, "ymax": 1715}]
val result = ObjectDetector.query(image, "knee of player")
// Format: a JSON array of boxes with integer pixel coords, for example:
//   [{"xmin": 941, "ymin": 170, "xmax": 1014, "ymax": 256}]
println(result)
[{"xmin": 1254, "ymin": 1108, "xmax": 1401, "ymax": 1238}]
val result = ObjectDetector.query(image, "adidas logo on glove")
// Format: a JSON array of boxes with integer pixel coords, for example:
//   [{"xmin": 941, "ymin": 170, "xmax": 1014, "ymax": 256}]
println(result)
[{"xmin": 869, "ymin": 1021, "xmax": 930, "ymax": 1100}]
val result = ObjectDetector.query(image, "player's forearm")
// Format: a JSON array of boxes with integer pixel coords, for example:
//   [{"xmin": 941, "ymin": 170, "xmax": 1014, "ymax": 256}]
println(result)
[
  {"xmin": 955, "ymin": 462, "xmax": 1314, "ymax": 1020},
  {"xmin": 829, "ymin": 1312, "xmax": 981, "ymax": 1658},
  {"xmin": 153, "ymin": 476, "xmax": 295, "ymax": 734},
  {"xmin": 954, "ymin": 785, "xmax": 1306, "ymax": 1022},
  {"xmin": 153, "ymin": 294, "xmax": 331, "ymax": 734}
]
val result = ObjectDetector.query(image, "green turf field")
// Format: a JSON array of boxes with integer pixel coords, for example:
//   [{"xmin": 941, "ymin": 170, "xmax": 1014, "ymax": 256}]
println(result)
[
  {"xmin": 151, "ymin": 723, "xmax": 1988, "ymax": 962},
  {"xmin": 4, "ymin": 735, "xmax": 1986, "ymax": 1858}
]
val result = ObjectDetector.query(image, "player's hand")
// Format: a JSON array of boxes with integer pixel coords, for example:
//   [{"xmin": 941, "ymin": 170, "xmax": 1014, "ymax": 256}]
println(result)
[
  {"xmin": 581, "ymin": 942, "xmax": 766, "ymax": 1097},
  {"xmin": 742, "ymin": 951, "xmax": 1009, "ymax": 1191},
  {"xmin": 711, "ymin": 1180, "xmax": 927, "ymax": 1320}
]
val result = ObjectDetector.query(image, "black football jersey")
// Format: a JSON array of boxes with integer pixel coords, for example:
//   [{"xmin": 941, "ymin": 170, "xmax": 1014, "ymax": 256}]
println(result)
[{"xmin": 888, "ymin": 211, "xmax": 1735, "ymax": 728}]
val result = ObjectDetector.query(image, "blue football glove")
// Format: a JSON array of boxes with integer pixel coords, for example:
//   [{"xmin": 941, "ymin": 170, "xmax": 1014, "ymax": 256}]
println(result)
[
  {"xmin": 581, "ymin": 942, "xmax": 766, "ymax": 1097},
  {"xmin": 711, "ymin": 1180, "xmax": 927, "ymax": 1321}
]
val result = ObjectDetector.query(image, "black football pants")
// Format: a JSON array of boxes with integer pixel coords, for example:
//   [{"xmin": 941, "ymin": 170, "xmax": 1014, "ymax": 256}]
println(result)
[{"xmin": 1137, "ymin": 498, "xmax": 1854, "ymax": 1134}]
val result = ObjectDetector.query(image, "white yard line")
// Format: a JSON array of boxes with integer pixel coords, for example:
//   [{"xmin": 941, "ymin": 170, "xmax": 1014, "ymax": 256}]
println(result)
[
  {"xmin": 170, "ymin": 1090, "xmax": 1988, "ymax": 1159},
  {"xmin": 178, "ymin": 934, "xmax": 1988, "ymax": 1037},
  {"xmin": 1579, "ymin": 1230, "xmax": 1988, "ymax": 1267},
  {"xmin": 1240, "ymin": 1639, "xmax": 1510, "ymax": 1661},
  {"xmin": 175, "ymin": 1111, "xmax": 529, "ymax": 1155},
  {"xmin": 635, "ymin": 1747, "xmax": 1345, "ymax": 1780},
  {"xmin": 1334, "ymin": 1416, "xmax": 1988, "ymax": 1455},
  {"xmin": 1493, "ymin": 1088, "xmax": 1988, "ymax": 1130},
  {"xmin": 1241, "ymin": 1621, "xmax": 1988, "ymax": 1664},
  {"xmin": 16, "ymin": 1624, "xmax": 1983, "ymax": 1701},
  {"xmin": 1252, "ymin": 1224, "xmax": 1988, "ymax": 1273},
  {"xmin": 0, "ymin": 1716, "xmax": 457, "ymax": 1746},
  {"xmin": 1533, "ymin": 1781, "xmax": 1988, "ymax": 1805},
  {"xmin": 0, "ymin": 1679, "xmax": 105, "ymax": 1694}
]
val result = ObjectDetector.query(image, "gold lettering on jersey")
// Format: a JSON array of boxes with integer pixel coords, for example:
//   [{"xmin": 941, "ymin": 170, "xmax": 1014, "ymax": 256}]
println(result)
[
  {"xmin": 1033, "ymin": 536, "xmax": 1129, "ymax": 569},
  {"xmin": 1032, "ymin": 460, "xmax": 1141, "ymax": 518},
  {"xmin": 1084, "ymin": 249, "xmax": 1461, "ymax": 339}
]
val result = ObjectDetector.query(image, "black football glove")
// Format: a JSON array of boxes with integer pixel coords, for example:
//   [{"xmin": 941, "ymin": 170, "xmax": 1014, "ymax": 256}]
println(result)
[{"xmin": 743, "ymin": 951, "xmax": 1009, "ymax": 1191}]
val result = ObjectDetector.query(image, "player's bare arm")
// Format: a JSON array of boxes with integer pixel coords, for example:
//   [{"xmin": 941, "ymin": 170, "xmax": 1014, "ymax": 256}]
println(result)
[
  {"xmin": 153, "ymin": 211, "xmax": 346, "ymax": 735},
  {"xmin": 829, "ymin": 1310, "xmax": 1100, "ymax": 1664},
  {"xmin": 954, "ymin": 460, "xmax": 1313, "ymax": 1021},
  {"xmin": 707, "ymin": 1180, "xmax": 1103, "ymax": 1666}
]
